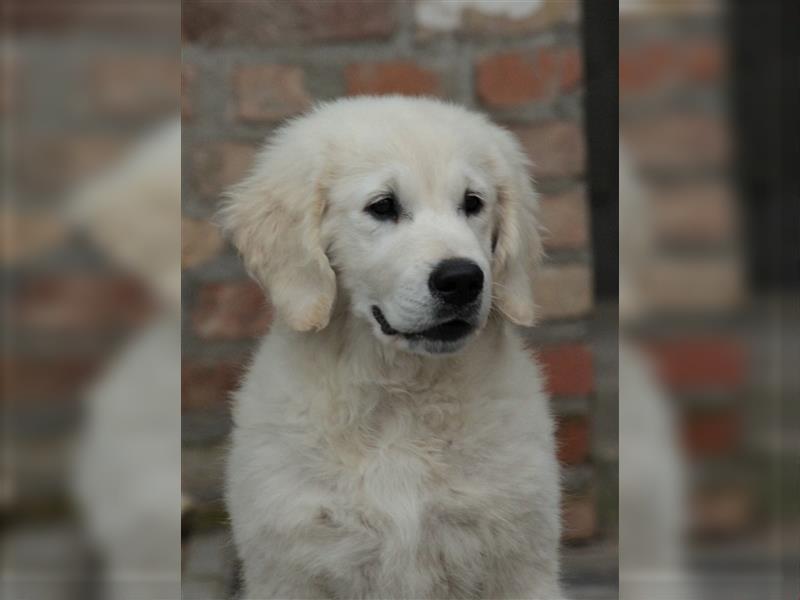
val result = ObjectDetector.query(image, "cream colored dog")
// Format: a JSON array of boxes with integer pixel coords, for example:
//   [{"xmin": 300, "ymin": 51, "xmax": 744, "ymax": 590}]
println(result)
[{"xmin": 220, "ymin": 97, "xmax": 562, "ymax": 599}]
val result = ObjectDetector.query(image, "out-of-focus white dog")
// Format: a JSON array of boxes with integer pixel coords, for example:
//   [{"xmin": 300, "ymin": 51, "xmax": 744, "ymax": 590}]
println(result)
[
  {"xmin": 619, "ymin": 147, "xmax": 693, "ymax": 600},
  {"xmin": 71, "ymin": 120, "xmax": 181, "ymax": 600},
  {"xmin": 221, "ymin": 97, "xmax": 563, "ymax": 599}
]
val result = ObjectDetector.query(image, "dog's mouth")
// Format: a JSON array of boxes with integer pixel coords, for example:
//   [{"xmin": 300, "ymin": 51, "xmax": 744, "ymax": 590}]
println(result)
[{"xmin": 371, "ymin": 306, "xmax": 474, "ymax": 343}]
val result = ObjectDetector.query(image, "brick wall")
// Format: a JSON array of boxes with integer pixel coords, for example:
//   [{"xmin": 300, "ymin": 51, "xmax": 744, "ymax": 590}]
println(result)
[
  {"xmin": 182, "ymin": 0, "xmax": 610, "ymax": 545},
  {"xmin": 619, "ymin": 2, "xmax": 754, "ymax": 538}
]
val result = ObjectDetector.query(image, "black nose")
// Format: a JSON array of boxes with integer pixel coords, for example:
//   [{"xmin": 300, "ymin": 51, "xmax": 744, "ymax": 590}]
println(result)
[{"xmin": 429, "ymin": 258, "xmax": 484, "ymax": 306}]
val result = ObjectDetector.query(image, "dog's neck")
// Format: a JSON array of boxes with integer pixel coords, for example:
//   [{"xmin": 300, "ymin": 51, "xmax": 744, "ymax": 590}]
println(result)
[{"xmin": 268, "ymin": 293, "xmax": 515, "ymax": 451}]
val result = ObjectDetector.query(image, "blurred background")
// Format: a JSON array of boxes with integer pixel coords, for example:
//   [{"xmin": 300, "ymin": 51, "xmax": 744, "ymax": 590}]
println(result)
[
  {"xmin": 181, "ymin": 1, "xmax": 618, "ymax": 598},
  {"xmin": 619, "ymin": 1, "xmax": 798, "ymax": 599},
  {"xmin": 2, "ymin": 2, "xmax": 181, "ymax": 599}
]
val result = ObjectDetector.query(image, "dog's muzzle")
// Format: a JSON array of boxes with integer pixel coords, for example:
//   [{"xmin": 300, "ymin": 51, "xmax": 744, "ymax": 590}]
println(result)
[{"xmin": 371, "ymin": 306, "xmax": 475, "ymax": 343}]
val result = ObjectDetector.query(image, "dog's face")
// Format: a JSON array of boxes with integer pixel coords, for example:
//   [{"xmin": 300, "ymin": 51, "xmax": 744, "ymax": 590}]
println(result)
[
  {"xmin": 220, "ymin": 98, "xmax": 542, "ymax": 355},
  {"xmin": 323, "ymin": 158, "xmax": 496, "ymax": 354}
]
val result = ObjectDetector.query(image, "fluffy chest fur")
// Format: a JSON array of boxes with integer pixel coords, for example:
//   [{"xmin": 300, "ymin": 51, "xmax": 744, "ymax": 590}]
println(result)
[{"xmin": 225, "ymin": 320, "xmax": 562, "ymax": 599}]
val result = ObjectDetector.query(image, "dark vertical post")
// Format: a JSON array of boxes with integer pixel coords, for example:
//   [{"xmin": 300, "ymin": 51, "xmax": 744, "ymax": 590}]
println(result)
[
  {"xmin": 729, "ymin": 0, "xmax": 799, "ymax": 291},
  {"xmin": 580, "ymin": 0, "xmax": 618, "ymax": 300}
]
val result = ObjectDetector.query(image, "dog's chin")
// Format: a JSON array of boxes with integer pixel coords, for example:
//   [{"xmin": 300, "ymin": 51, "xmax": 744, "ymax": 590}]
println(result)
[
  {"xmin": 369, "ymin": 305, "xmax": 480, "ymax": 356},
  {"xmin": 403, "ymin": 335, "xmax": 473, "ymax": 356}
]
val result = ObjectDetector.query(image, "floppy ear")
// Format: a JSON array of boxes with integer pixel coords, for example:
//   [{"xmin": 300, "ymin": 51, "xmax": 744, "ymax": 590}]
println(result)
[
  {"xmin": 490, "ymin": 128, "xmax": 545, "ymax": 327},
  {"xmin": 217, "ymin": 128, "xmax": 336, "ymax": 332}
]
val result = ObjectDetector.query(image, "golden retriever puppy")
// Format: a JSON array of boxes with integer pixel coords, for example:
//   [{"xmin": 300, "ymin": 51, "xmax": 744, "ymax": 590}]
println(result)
[{"xmin": 220, "ymin": 97, "xmax": 563, "ymax": 599}]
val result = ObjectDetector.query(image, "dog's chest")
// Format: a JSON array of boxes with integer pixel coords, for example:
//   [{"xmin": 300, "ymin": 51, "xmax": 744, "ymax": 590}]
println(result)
[
  {"xmin": 313, "ymin": 396, "xmax": 532, "ymax": 597},
  {"xmin": 327, "ymin": 391, "xmax": 489, "ymax": 496}
]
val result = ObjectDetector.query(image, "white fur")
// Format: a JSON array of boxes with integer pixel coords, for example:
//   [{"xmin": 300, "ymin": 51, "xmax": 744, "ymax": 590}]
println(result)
[
  {"xmin": 72, "ymin": 121, "xmax": 181, "ymax": 600},
  {"xmin": 619, "ymin": 146, "xmax": 692, "ymax": 599},
  {"xmin": 221, "ymin": 97, "xmax": 562, "ymax": 599}
]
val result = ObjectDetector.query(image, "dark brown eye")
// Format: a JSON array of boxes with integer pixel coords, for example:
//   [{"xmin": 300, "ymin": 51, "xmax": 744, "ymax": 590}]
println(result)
[
  {"xmin": 365, "ymin": 194, "xmax": 399, "ymax": 222},
  {"xmin": 463, "ymin": 191, "xmax": 484, "ymax": 216}
]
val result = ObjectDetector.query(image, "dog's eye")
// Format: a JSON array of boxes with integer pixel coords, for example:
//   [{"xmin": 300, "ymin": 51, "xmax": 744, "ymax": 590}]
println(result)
[
  {"xmin": 366, "ymin": 194, "xmax": 399, "ymax": 222},
  {"xmin": 462, "ymin": 192, "xmax": 484, "ymax": 216}
]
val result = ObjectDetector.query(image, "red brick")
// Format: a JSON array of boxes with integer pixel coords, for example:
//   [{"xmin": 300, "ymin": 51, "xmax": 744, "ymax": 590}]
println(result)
[
  {"xmin": 476, "ymin": 49, "xmax": 559, "ymax": 108},
  {"xmin": 1, "ymin": 55, "xmax": 19, "ymax": 115},
  {"xmin": 556, "ymin": 416, "xmax": 591, "ymax": 465},
  {"xmin": 184, "ymin": 1, "xmax": 396, "ymax": 46},
  {"xmin": 58, "ymin": 136, "xmax": 126, "ymax": 177},
  {"xmin": 191, "ymin": 281, "xmax": 272, "ymax": 340},
  {"xmin": 683, "ymin": 41, "xmax": 725, "ymax": 83},
  {"xmin": 182, "ymin": 217, "xmax": 224, "ymax": 269},
  {"xmin": 181, "ymin": 361, "xmax": 243, "ymax": 411},
  {"xmin": 560, "ymin": 46, "xmax": 583, "ymax": 92},
  {"xmin": 192, "ymin": 142, "xmax": 257, "ymax": 198},
  {"xmin": 509, "ymin": 121, "xmax": 586, "ymax": 179},
  {"xmin": 232, "ymin": 64, "xmax": 312, "ymax": 123},
  {"xmin": 3, "ymin": 357, "xmax": 99, "ymax": 402},
  {"xmin": 537, "ymin": 343, "xmax": 594, "ymax": 397},
  {"xmin": 561, "ymin": 493, "xmax": 597, "ymax": 543},
  {"xmin": 619, "ymin": 41, "xmax": 679, "ymax": 96},
  {"xmin": 18, "ymin": 135, "xmax": 125, "ymax": 194},
  {"xmin": 12, "ymin": 3, "xmax": 178, "ymax": 35},
  {"xmin": 642, "ymin": 256, "xmax": 744, "ymax": 314},
  {"xmin": 295, "ymin": 0, "xmax": 397, "ymax": 42},
  {"xmin": 651, "ymin": 183, "xmax": 737, "ymax": 245},
  {"xmin": 536, "ymin": 264, "xmax": 593, "ymax": 321},
  {"xmin": 0, "ymin": 210, "xmax": 67, "ymax": 265},
  {"xmin": 345, "ymin": 60, "xmax": 441, "ymax": 97},
  {"xmin": 13, "ymin": 274, "xmax": 152, "ymax": 334},
  {"xmin": 539, "ymin": 187, "xmax": 590, "ymax": 250},
  {"xmin": 621, "ymin": 114, "xmax": 731, "ymax": 172},
  {"xmin": 683, "ymin": 408, "xmax": 741, "ymax": 458},
  {"xmin": 646, "ymin": 336, "xmax": 747, "ymax": 392},
  {"xmin": 90, "ymin": 56, "xmax": 179, "ymax": 117},
  {"xmin": 691, "ymin": 485, "xmax": 752, "ymax": 537}
]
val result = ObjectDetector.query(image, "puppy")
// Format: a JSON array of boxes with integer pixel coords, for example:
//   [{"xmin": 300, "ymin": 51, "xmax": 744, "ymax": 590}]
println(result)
[{"xmin": 220, "ymin": 97, "xmax": 563, "ymax": 599}]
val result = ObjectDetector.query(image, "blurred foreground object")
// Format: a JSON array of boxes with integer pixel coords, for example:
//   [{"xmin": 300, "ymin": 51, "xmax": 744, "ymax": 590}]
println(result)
[
  {"xmin": 619, "ymin": 147, "xmax": 692, "ymax": 600},
  {"xmin": 619, "ymin": 1, "xmax": 797, "ymax": 597},
  {"xmin": 70, "ymin": 120, "xmax": 181, "ymax": 600},
  {"xmin": 1, "ymin": 3, "xmax": 180, "ymax": 597}
]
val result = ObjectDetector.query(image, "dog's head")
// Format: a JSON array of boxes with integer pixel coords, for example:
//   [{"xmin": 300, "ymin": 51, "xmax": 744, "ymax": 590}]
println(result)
[{"xmin": 219, "ymin": 97, "xmax": 542, "ymax": 355}]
